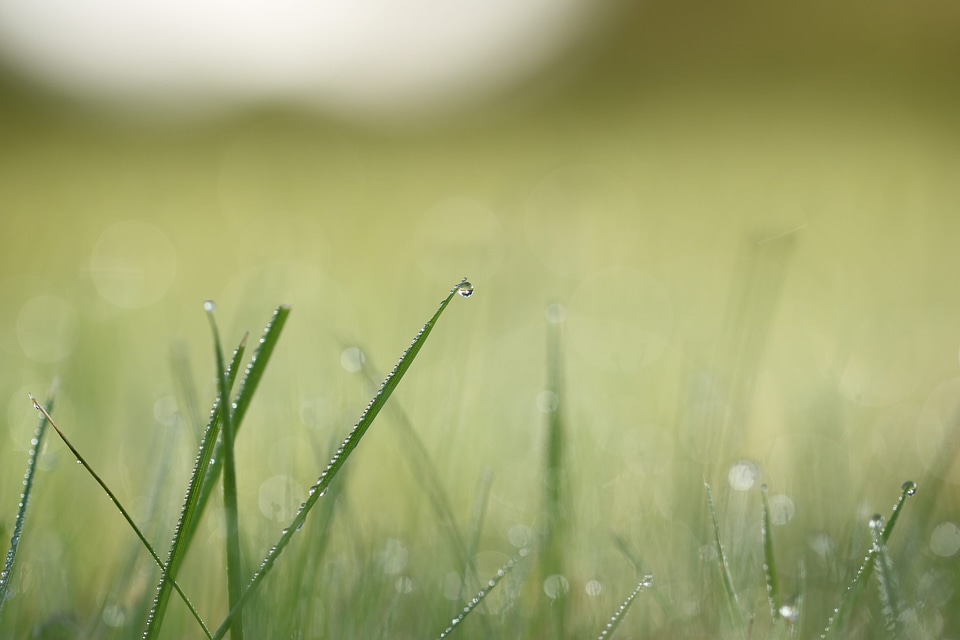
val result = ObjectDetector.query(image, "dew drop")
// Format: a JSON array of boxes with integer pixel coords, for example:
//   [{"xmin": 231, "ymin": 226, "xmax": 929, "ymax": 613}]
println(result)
[
  {"xmin": 869, "ymin": 513, "xmax": 885, "ymax": 531},
  {"xmin": 902, "ymin": 480, "xmax": 917, "ymax": 496},
  {"xmin": 457, "ymin": 281, "xmax": 474, "ymax": 298},
  {"xmin": 203, "ymin": 300, "xmax": 217, "ymax": 313}
]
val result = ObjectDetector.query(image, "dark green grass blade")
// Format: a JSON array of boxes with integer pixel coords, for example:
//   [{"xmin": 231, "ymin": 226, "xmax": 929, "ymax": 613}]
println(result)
[
  {"xmin": 144, "ymin": 331, "xmax": 248, "ymax": 640},
  {"xmin": 704, "ymin": 481, "xmax": 745, "ymax": 629},
  {"xmin": 187, "ymin": 304, "xmax": 292, "ymax": 548},
  {"xmin": 29, "ymin": 396, "xmax": 212, "ymax": 639},
  {"xmin": 821, "ymin": 480, "xmax": 917, "ymax": 638},
  {"xmin": 206, "ymin": 304, "xmax": 244, "ymax": 640},
  {"xmin": 760, "ymin": 484, "xmax": 781, "ymax": 622},
  {"xmin": 0, "ymin": 385, "xmax": 56, "ymax": 613},
  {"xmin": 435, "ymin": 548, "xmax": 529, "ymax": 640},
  {"xmin": 211, "ymin": 279, "xmax": 469, "ymax": 640},
  {"xmin": 594, "ymin": 575, "xmax": 654, "ymax": 640}
]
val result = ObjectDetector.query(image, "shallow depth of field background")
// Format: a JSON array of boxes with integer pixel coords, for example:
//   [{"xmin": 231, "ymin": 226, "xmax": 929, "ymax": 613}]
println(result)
[{"xmin": 2, "ymin": 2, "xmax": 960, "ymax": 637}]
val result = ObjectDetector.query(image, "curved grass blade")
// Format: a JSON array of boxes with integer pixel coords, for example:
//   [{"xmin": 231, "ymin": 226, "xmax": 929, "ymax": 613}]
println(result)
[
  {"xmin": 29, "ymin": 395, "xmax": 212, "ymax": 639},
  {"xmin": 0, "ymin": 383, "xmax": 56, "ymax": 612},
  {"xmin": 820, "ymin": 480, "xmax": 917, "ymax": 638},
  {"xmin": 144, "ymin": 330, "xmax": 248, "ymax": 640},
  {"xmin": 206, "ymin": 304, "xmax": 244, "ymax": 640},
  {"xmin": 760, "ymin": 484, "xmax": 781, "ymax": 622},
  {"xmin": 211, "ymin": 278, "xmax": 470, "ymax": 640},
  {"xmin": 187, "ymin": 304, "xmax": 292, "ymax": 548},
  {"xmin": 435, "ymin": 548, "xmax": 529, "ymax": 640},
  {"xmin": 704, "ymin": 481, "xmax": 744, "ymax": 629},
  {"xmin": 595, "ymin": 575, "xmax": 654, "ymax": 640}
]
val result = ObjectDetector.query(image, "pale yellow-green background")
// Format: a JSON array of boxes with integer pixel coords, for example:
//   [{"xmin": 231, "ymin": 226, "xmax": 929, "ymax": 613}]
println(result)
[{"xmin": 2, "ymin": 2, "xmax": 960, "ymax": 634}]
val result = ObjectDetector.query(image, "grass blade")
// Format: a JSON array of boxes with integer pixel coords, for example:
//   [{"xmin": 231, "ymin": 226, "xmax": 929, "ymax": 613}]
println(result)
[
  {"xmin": 704, "ymin": 481, "xmax": 744, "ymax": 629},
  {"xmin": 211, "ymin": 278, "xmax": 471, "ymax": 640},
  {"xmin": 435, "ymin": 548, "xmax": 529, "ymax": 640},
  {"xmin": 144, "ymin": 329, "xmax": 248, "ymax": 640},
  {"xmin": 595, "ymin": 575, "xmax": 654, "ymax": 640},
  {"xmin": 0, "ymin": 384, "xmax": 56, "ymax": 613},
  {"xmin": 760, "ymin": 484, "xmax": 781, "ymax": 621},
  {"xmin": 187, "ymin": 304, "xmax": 292, "ymax": 548},
  {"xmin": 29, "ymin": 395, "xmax": 212, "ymax": 639},
  {"xmin": 870, "ymin": 515, "xmax": 904, "ymax": 639},
  {"xmin": 821, "ymin": 480, "xmax": 917, "ymax": 638},
  {"xmin": 206, "ymin": 303, "xmax": 244, "ymax": 640}
]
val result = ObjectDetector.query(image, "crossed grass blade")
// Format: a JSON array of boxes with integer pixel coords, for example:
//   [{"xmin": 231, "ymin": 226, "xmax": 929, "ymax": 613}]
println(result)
[
  {"xmin": 0, "ymin": 384, "xmax": 56, "ymax": 614},
  {"xmin": 144, "ymin": 330, "xmax": 249, "ymax": 640},
  {"xmin": 29, "ymin": 394, "xmax": 213, "ymax": 639},
  {"xmin": 821, "ymin": 480, "xmax": 917, "ymax": 638},
  {"xmin": 210, "ymin": 278, "xmax": 470, "ymax": 640},
  {"xmin": 206, "ymin": 304, "xmax": 245, "ymax": 640}
]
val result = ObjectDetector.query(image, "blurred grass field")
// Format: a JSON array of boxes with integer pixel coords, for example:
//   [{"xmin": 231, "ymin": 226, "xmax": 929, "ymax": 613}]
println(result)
[{"xmin": 2, "ymin": 3, "xmax": 960, "ymax": 638}]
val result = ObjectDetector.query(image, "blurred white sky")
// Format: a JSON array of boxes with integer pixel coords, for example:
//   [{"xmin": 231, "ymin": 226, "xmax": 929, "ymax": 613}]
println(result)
[{"xmin": 0, "ymin": 0, "xmax": 601, "ymax": 123}]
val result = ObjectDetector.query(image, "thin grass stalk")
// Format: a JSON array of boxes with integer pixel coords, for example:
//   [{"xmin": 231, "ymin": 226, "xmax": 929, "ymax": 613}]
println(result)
[
  {"xmin": 188, "ymin": 305, "xmax": 291, "ymax": 547},
  {"xmin": 435, "ymin": 548, "xmax": 529, "ymax": 639},
  {"xmin": 821, "ymin": 480, "xmax": 916, "ymax": 638},
  {"xmin": 144, "ymin": 333, "xmax": 248, "ymax": 640},
  {"xmin": 206, "ymin": 304, "xmax": 244, "ymax": 640},
  {"xmin": 210, "ymin": 279, "xmax": 470, "ymax": 640},
  {"xmin": 0, "ymin": 384, "xmax": 56, "ymax": 613},
  {"xmin": 760, "ymin": 484, "xmax": 781, "ymax": 621},
  {"xmin": 170, "ymin": 342, "xmax": 206, "ymax": 446},
  {"xmin": 29, "ymin": 396, "xmax": 212, "ymax": 639},
  {"xmin": 704, "ymin": 481, "xmax": 746, "ymax": 632},
  {"xmin": 595, "ymin": 575, "xmax": 654, "ymax": 640},
  {"xmin": 612, "ymin": 534, "xmax": 673, "ymax": 616}
]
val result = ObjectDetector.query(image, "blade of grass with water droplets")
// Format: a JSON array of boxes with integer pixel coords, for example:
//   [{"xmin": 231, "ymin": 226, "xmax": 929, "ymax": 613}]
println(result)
[
  {"xmin": 821, "ymin": 481, "xmax": 916, "ymax": 638},
  {"xmin": 144, "ymin": 329, "xmax": 248, "ymax": 640},
  {"xmin": 29, "ymin": 395, "xmax": 212, "ymax": 639},
  {"xmin": 761, "ymin": 484, "xmax": 781, "ymax": 622},
  {"xmin": 0, "ymin": 385, "xmax": 56, "ymax": 613},
  {"xmin": 595, "ymin": 576, "xmax": 654, "ymax": 640},
  {"xmin": 872, "ymin": 522, "xmax": 904, "ymax": 640},
  {"xmin": 211, "ymin": 279, "xmax": 469, "ymax": 640},
  {"xmin": 187, "ymin": 304, "xmax": 291, "ymax": 547},
  {"xmin": 206, "ymin": 305, "xmax": 244, "ymax": 640},
  {"xmin": 705, "ymin": 481, "xmax": 744, "ymax": 630},
  {"xmin": 435, "ymin": 548, "xmax": 529, "ymax": 640}
]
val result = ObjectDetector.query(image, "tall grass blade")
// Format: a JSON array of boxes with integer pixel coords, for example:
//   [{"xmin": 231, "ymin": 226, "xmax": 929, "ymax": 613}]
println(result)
[
  {"xmin": 144, "ymin": 330, "xmax": 248, "ymax": 640},
  {"xmin": 820, "ymin": 480, "xmax": 916, "ymax": 638},
  {"xmin": 594, "ymin": 575, "xmax": 654, "ymax": 640},
  {"xmin": 704, "ymin": 482, "xmax": 743, "ymax": 628},
  {"xmin": 0, "ymin": 383, "xmax": 56, "ymax": 613},
  {"xmin": 29, "ymin": 395, "xmax": 212, "ymax": 639},
  {"xmin": 434, "ymin": 548, "xmax": 529, "ymax": 640},
  {"xmin": 760, "ymin": 484, "xmax": 781, "ymax": 621},
  {"xmin": 187, "ymin": 304, "xmax": 292, "ymax": 547},
  {"xmin": 211, "ymin": 278, "xmax": 470, "ymax": 640},
  {"xmin": 206, "ymin": 303, "xmax": 244, "ymax": 640}
]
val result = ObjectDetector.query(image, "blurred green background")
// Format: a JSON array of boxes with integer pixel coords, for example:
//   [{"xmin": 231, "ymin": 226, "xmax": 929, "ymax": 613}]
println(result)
[{"xmin": 2, "ymin": 1, "xmax": 960, "ymax": 637}]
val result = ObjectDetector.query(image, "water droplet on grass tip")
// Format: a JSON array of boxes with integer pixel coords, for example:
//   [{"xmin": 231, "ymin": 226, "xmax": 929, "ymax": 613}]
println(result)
[
  {"xmin": 869, "ymin": 514, "xmax": 885, "ymax": 531},
  {"xmin": 902, "ymin": 480, "xmax": 917, "ymax": 496},
  {"xmin": 457, "ymin": 281, "xmax": 474, "ymax": 298},
  {"xmin": 203, "ymin": 300, "xmax": 217, "ymax": 312}
]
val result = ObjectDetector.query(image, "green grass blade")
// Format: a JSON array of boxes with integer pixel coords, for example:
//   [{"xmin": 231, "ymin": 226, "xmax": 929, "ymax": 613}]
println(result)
[
  {"xmin": 206, "ymin": 303, "xmax": 245, "ymax": 640},
  {"xmin": 435, "ymin": 548, "xmax": 529, "ymax": 640},
  {"xmin": 594, "ymin": 575, "xmax": 654, "ymax": 640},
  {"xmin": 0, "ymin": 384, "xmax": 56, "ymax": 613},
  {"xmin": 704, "ymin": 481, "xmax": 744, "ymax": 629},
  {"xmin": 210, "ymin": 278, "xmax": 470, "ymax": 640},
  {"xmin": 187, "ymin": 304, "xmax": 292, "ymax": 547},
  {"xmin": 29, "ymin": 395, "xmax": 212, "ymax": 639},
  {"xmin": 760, "ymin": 484, "xmax": 781, "ymax": 621},
  {"xmin": 144, "ymin": 328, "xmax": 248, "ymax": 640},
  {"xmin": 821, "ymin": 480, "xmax": 917, "ymax": 638}
]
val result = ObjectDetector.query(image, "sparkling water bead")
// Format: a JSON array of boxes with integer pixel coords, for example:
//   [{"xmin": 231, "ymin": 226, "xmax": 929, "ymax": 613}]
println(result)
[
  {"xmin": 457, "ymin": 281, "xmax": 474, "ymax": 298},
  {"xmin": 902, "ymin": 480, "xmax": 917, "ymax": 496}
]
